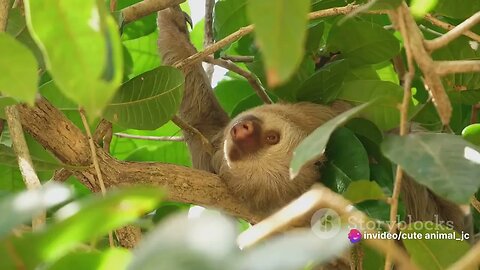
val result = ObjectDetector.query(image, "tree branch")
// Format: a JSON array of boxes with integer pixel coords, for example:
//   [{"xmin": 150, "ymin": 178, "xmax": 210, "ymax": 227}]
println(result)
[
  {"xmin": 0, "ymin": 0, "xmax": 9, "ymax": 31},
  {"xmin": 174, "ymin": 4, "xmax": 382, "ymax": 70},
  {"xmin": 425, "ymin": 12, "xmax": 480, "ymax": 50},
  {"xmin": 424, "ymin": 14, "xmax": 480, "ymax": 43},
  {"xmin": 221, "ymin": 55, "xmax": 254, "ymax": 63},
  {"xmin": 17, "ymin": 98, "xmax": 261, "ymax": 224},
  {"xmin": 204, "ymin": 56, "xmax": 273, "ymax": 104},
  {"xmin": 114, "ymin": 133, "xmax": 184, "ymax": 142},
  {"xmin": 5, "ymin": 105, "xmax": 45, "ymax": 229},
  {"xmin": 121, "ymin": 0, "xmax": 186, "ymax": 24},
  {"xmin": 434, "ymin": 60, "xmax": 480, "ymax": 76},
  {"xmin": 172, "ymin": 115, "xmax": 214, "ymax": 154},
  {"xmin": 203, "ymin": 0, "xmax": 215, "ymax": 81}
]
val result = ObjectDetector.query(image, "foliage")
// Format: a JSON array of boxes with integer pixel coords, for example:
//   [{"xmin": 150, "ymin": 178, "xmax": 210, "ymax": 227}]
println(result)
[{"xmin": 0, "ymin": 0, "xmax": 479, "ymax": 269}]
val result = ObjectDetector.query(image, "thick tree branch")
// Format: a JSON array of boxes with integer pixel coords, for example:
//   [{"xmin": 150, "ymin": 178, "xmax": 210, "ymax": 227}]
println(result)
[
  {"xmin": 434, "ymin": 60, "xmax": 480, "ymax": 76},
  {"xmin": 425, "ymin": 11, "xmax": 480, "ymax": 51},
  {"xmin": 204, "ymin": 56, "xmax": 273, "ymax": 104},
  {"xmin": 203, "ymin": 0, "xmax": 215, "ymax": 81},
  {"xmin": 424, "ymin": 14, "xmax": 480, "ymax": 43},
  {"xmin": 122, "ymin": 0, "xmax": 186, "ymax": 24},
  {"xmin": 17, "ymin": 98, "xmax": 260, "ymax": 224},
  {"xmin": 221, "ymin": 55, "xmax": 254, "ymax": 63}
]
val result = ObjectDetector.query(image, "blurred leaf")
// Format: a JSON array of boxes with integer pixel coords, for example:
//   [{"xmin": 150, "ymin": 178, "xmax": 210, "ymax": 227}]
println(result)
[
  {"xmin": 434, "ymin": 0, "xmax": 480, "ymax": 19},
  {"xmin": 49, "ymin": 248, "xmax": 132, "ymax": 270},
  {"xmin": 336, "ymin": 80, "xmax": 406, "ymax": 130},
  {"xmin": 33, "ymin": 187, "xmax": 164, "ymax": 262},
  {"xmin": 238, "ymin": 229, "xmax": 351, "ymax": 270},
  {"xmin": 247, "ymin": 0, "xmax": 310, "ymax": 87},
  {"xmin": 0, "ymin": 183, "xmax": 72, "ymax": 238},
  {"xmin": 128, "ymin": 212, "xmax": 237, "ymax": 270},
  {"xmin": 327, "ymin": 19, "xmax": 400, "ymax": 66},
  {"xmin": 104, "ymin": 66, "xmax": 184, "ymax": 130},
  {"xmin": 0, "ymin": 33, "xmax": 38, "ymax": 105},
  {"xmin": 125, "ymin": 143, "xmax": 191, "ymax": 167},
  {"xmin": 410, "ymin": 0, "xmax": 438, "ymax": 17},
  {"xmin": 25, "ymin": 0, "xmax": 123, "ymax": 116},
  {"xmin": 326, "ymin": 128, "xmax": 370, "ymax": 180},
  {"xmin": 290, "ymin": 102, "xmax": 372, "ymax": 178},
  {"xmin": 214, "ymin": 0, "xmax": 249, "ymax": 40},
  {"xmin": 381, "ymin": 133, "xmax": 480, "ymax": 204},
  {"xmin": 343, "ymin": 180, "xmax": 386, "ymax": 203},
  {"xmin": 296, "ymin": 60, "xmax": 348, "ymax": 103},
  {"xmin": 190, "ymin": 19, "xmax": 205, "ymax": 51},
  {"xmin": 402, "ymin": 222, "xmax": 470, "ymax": 269},
  {"xmin": 462, "ymin": 124, "xmax": 480, "ymax": 146}
]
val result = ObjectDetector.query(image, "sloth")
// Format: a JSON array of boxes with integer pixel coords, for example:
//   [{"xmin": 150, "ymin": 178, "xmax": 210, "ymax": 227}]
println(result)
[{"xmin": 157, "ymin": 6, "xmax": 468, "ymax": 231}]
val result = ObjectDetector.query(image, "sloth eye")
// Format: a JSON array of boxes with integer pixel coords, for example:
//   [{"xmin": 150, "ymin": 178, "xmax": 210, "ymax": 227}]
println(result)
[{"xmin": 265, "ymin": 131, "xmax": 280, "ymax": 145}]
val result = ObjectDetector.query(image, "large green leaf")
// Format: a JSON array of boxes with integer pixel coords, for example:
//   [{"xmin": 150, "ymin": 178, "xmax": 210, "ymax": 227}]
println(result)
[
  {"xmin": 24, "ymin": 0, "xmax": 123, "ymax": 117},
  {"xmin": 327, "ymin": 19, "xmax": 400, "ymax": 66},
  {"xmin": 296, "ymin": 60, "xmax": 348, "ymax": 103},
  {"xmin": 381, "ymin": 133, "xmax": 480, "ymax": 204},
  {"xmin": 325, "ymin": 128, "xmax": 370, "ymax": 180},
  {"xmin": 336, "ymin": 80, "xmax": 406, "ymax": 130},
  {"xmin": 104, "ymin": 66, "xmax": 184, "ymax": 130},
  {"xmin": 402, "ymin": 222, "xmax": 470, "ymax": 270},
  {"xmin": 214, "ymin": 79, "xmax": 255, "ymax": 115},
  {"xmin": 0, "ymin": 144, "xmax": 64, "ymax": 171},
  {"xmin": 0, "ymin": 33, "xmax": 38, "ymax": 105},
  {"xmin": 0, "ymin": 183, "xmax": 72, "ymax": 238},
  {"xmin": 290, "ymin": 102, "xmax": 372, "ymax": 178},
  {"xmin": 448, "ymin": 89, "xmax": 480, "ymax": 105},
  {"xmin": 247, "ymin": 0, "xmax": 310, "ymax": 87}
]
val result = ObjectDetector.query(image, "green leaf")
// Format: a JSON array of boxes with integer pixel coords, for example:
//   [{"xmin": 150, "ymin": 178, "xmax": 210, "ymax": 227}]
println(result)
[
  {"xmin": 24, "ymin": 0, "xmax": 123, "ymax": 116},
  {"xmin": 321, "ymin": 163, "xmax": 352, "ymax": 193},
  {"xmin": 381, "ymin": 133, "xmax": 480, "ymax": 204},
  {"xmin": 0, "ymin": 183, "xmax": 72, "ymax": 238},
  {"xmin": 290, "ymin": 102, "xmax": 373, "ymax": 179},
  {"xmin": 336, "ymin": 80, "xmax": 406, "ymax": 130},
  {"xmin": 402, "ymin": 222, "xmax": 470, "ymax": 270},
  {"xmin": 434, "ymin": 0, "xmax": 480, "ymax": 19},
  {"xmin": 125, "ymin": 143, "xmax": 191, "ymax": 167},
  {"xmin": 214, "ymin": 79, "xmax": 255, "ymax": 115},
  {"xmin": 104, "ymin": 66, "xmax": 184, "ymax": 130},
  {"xmin": 448, "ymin": 89, "xmax": 480, "ymax": 105},
  {"xmin": 6, "ymin": 7, "xmax": 26, "ymax": 37},
  {"xmin": 214, "ymin": 0, "xmax": 249, "ymax": 40},
  {"xmin": 410, "ymin": 0, "xmax": 438, "ymax": 17},
  {"xmin": 343, "ymin": 180, "xmax": 386, "ymax": 203},
  {"xmin": 296, "ymin": 60, "xmax": 348, "ymax": 104},
  {"xmin": 123, "ymin": 31, "xmax": 160, "ymax": 79},
  {"xmin": 36, "ymin": 187, "xmax": 164, "ymax": 261},
  {"xmin": 0, "ymin": 33, "xmax": 38, "ymax": 105},
  {"xmin": 326, "ymin": 128, "xmax": 370, "ymax": 180},
  {"xmin": 49, "ymin": 248, "xmax": 132, "ymax": 270},
  {"xmin": 230, "ymin": 92, "xmax": 278, "ymax": 118},
  {"xmin": 247, "ymin": 0, "xmax": 310, "ymax": 87},
  {"xmin": 345, "ymin": 118, "xmax": 384, "ymax": 143},
  {"xmin": 305, "ymin": 21, "xmax": 325, "ymax": 53},
  {"xmin": 462, "ymin": 124, "xmax": 480, "ymax": 146},
  {"xmin": 327, "ymin": 19, "xmax": 400, "ymax": 66},
  {"xmin": 0, "ymin": 97, "xmax": 18, "ymax": 119}
]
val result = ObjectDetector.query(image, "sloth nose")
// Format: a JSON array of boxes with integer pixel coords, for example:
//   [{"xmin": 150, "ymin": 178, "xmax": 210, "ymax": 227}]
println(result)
[{"xmin": 231, "ymin": 120, "xmax": 254, "ymax": 141}]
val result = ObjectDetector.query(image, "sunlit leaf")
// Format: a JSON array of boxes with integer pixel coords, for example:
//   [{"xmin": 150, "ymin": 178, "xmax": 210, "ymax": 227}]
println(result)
[
  {"xmin": 104, "ymin": 66, "xmax": 184, "ymax": 130},
  {"xmin": 247, "ymin": 0, "xmax": 310, "ymax": 87},
  {"xmin": 0, "ymin": 33, "xmax": 38, "ymax": 105},
  {"xmin": 343, "ymin": 180, "xmax": 386, "ymax": 203},
  {"xmin": 49, "ymin": 248, "xmax": 132, "ymax": 270}
]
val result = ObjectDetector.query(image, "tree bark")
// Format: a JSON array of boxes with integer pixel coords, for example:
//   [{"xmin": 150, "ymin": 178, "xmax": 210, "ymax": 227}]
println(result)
[{"xmin": 17, "ymin": 98, "xmax": 261, "ymax": 223}]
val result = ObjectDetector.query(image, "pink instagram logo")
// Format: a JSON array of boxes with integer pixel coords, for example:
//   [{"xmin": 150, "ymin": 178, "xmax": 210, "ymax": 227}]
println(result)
[{"xmin": 348, "ymin": 229, "xmax": 362, "ymax": 243}]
